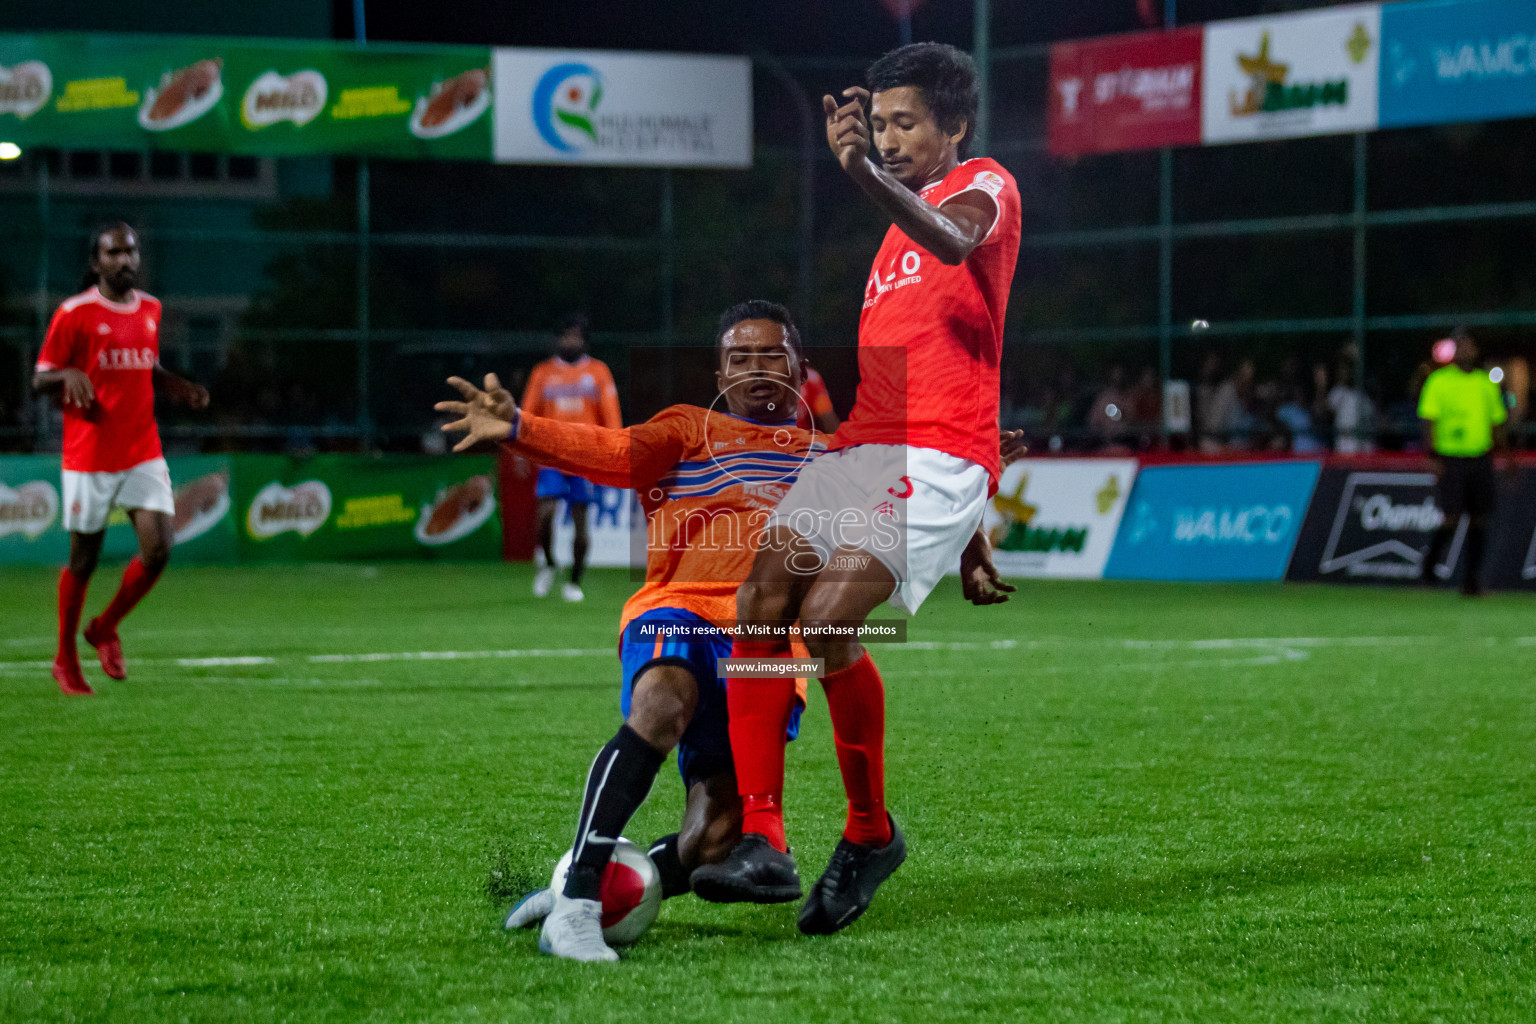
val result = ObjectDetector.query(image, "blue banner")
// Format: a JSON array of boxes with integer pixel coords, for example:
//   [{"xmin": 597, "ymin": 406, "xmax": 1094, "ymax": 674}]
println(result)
[
  {"xmin": 1381, "ymin": 0, "xmax": 1536, "ymax": 129},
  {"xmin": 1105, "ymin": 462, "xmax": 1321, "ymax": 581}
]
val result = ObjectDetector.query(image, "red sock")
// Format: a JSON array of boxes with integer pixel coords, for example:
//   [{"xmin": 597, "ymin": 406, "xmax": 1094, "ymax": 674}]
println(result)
[
  {"xmin": 57, "ymin": 568, "xmax": 88, "ymax": 662},
  {"xmin": 726, "ymin": 637, "xmax": 795, "ymax": 852},
  {"xmin": 94, "ymin": 557, "xmax": 162, "ymax": 634},
  {"xmin": 821, "ymin": 651, "xmax": 892, "ymax": 847}
]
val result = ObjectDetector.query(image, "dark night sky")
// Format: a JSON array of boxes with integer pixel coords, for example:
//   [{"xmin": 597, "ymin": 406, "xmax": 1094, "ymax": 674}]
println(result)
[{"xmin": 340, "ymin": 0, "xmax": 1357, "ymax": 55}]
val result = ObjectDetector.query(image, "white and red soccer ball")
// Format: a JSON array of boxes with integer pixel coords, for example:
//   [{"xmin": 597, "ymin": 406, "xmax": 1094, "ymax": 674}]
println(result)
[{"xmin": 550, "ymin": 839, "xmax": 662, "ymax": 945}]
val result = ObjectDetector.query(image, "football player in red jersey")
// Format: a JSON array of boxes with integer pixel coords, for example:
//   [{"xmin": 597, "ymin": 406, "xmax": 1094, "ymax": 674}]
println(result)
[
  {"xmin": 693, "ymin": 44, "xmax": 1023, "ymax": 934},
  {"xmin": 32, "ymin": 223, "xmax": 210, "ymax": 696}
]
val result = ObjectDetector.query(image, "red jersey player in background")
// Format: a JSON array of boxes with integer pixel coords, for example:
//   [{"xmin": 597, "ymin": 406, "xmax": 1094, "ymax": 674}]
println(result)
[
  {"xmin": 521, "ymin": 314, "xmax": 622, "ymax": 603},
  {"xmin": 795, "ymin": 366, "xmax": 840, "ymax": 434},
  {"xmin": 693, "ymin": 44, "xmax": 1022, "ymax": 934},
  {"xmin": 32, "ymin": 223, "xmax": 210, "ymax": 696}
]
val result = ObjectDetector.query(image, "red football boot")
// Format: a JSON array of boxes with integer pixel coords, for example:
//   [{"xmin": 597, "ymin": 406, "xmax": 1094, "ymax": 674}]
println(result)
[
  {"xmin": 52, "ymin": 657, "xmax": 95, "ymax": 696},
  {"xmin": 83, "ymin": 618, "xmax": 126, "ymax": 680}
]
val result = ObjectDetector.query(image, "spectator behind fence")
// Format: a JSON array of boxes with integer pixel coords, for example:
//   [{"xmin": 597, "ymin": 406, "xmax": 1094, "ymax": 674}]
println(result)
[
  {"xmin": 1088, "ymin": 364, "xmax": 1131, "ymax": 446},
  {"xmin": 1326, "ymin": 354, "xmax": 1374, "ymax": 453}
]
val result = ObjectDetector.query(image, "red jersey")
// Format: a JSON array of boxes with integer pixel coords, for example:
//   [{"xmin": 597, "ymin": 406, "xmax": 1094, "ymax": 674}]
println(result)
[
  {"xmin": 36, "ymin": 287, "xmax": 164, "ymax": 473},
  {"xmin": 833, "ymin": 158, "xmax": 1022, "ymax": 487},
  {"xmin": 795, "ymin": 367, "xmax": 837, "ymax": 431},
  {"xmin": 522, "ymin": 355, "xmax": 622, "ymax": 428},
  {"xmin": 508, "ymin": 405, "xmax": 822, "ymax": 633}
]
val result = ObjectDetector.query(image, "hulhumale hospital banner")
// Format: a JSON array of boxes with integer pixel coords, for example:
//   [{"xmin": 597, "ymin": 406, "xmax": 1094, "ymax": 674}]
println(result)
[
  {"xmin": 1105, "ymin": 461, "xmax": 1321, "ymax": 582},
  {"xmin": 492, "ymin": 49, "xmax": 751, "ymax": 167},
  {"xmin": 1381, "ymin": 0, "xmax": 1536, "ymax": 129},
  {"xmin": 0, "ymin": 34, "xmax": 751, "ymax": 167}
]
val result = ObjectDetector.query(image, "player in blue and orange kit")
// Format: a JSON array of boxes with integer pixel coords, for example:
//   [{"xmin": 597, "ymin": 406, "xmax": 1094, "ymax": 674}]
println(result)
[
  {"xmin": 522, "ymin": 314, "xmax": 623, "ymax": 603},
  {"xmin": 439, "ymin": 301, "xmax": 823, "ymax": 961}
]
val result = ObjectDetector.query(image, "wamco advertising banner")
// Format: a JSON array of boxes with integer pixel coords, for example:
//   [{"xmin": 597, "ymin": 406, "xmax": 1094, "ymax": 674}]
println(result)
[
  {"xmin": 493, "ymin": 48, "xmax": 751, "ymax": 167},
  {"xmin": 1202, "ymin": 4, "xmax": 1382, "ymax": 144},
  {"xmin": 1049, "ymin": 27, "xmax": 1204, "ymax": 157},
  {"xmin": 1105, "ymin": 461, "xmax": 1321, "ymax": 581},
  {"xmin": 0, "ymin": 34, "xmax": 492, "ymax": 160},
  {"xmin": 1381, "ymin": 0, "xmax": 1536, "ymax": 129},
  {"xmin": 980, "ymin": 458, "xmax": 1138, "ymax": 579}
]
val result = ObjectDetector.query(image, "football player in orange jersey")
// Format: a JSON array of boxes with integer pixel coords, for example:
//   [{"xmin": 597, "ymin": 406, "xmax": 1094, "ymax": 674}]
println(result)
[
  {"xmin": 521, "ymin": 314, "xmax": 623, "ymax": 603},
  {"xmin": 438, "ymin": 301, "xmax": 1021, "ymax": 961}
]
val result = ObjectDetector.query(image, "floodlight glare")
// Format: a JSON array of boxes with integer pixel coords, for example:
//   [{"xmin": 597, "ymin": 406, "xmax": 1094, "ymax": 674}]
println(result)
[{"xmin": 0, "ymin": 143, "xmax": 22, "ymax": 160}]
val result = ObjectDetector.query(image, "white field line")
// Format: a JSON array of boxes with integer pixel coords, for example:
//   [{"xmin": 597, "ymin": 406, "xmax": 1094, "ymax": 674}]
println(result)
[{"xmin": 0, "ymin": 635, "xmax": 1527, "ymax": 677}]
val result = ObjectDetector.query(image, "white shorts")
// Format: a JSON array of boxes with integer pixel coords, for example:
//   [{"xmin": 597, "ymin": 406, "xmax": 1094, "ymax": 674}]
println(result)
[
  {"xmin": 764, "ymin": 444, "xmax": 990, "ymax": 614},
  {"xmin": 62, "ymin": 457, "xmax": 175, "ymax": 534}
]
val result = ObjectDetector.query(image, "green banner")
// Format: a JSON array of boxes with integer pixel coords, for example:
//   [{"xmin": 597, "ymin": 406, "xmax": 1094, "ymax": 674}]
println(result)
[
  {"xmin": 0, "ymin": 453, "xmax": 499, "ymax": 564},
  {"xmin": 233, "ymin": 454, "xmax": 500, "ymax": 562},
  {"xmin": 0, "ymin": 33, "xmax": 492, "ymax": 160}
]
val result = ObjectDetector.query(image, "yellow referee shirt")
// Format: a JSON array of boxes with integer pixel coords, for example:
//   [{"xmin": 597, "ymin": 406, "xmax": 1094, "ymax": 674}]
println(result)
[{"xmin": 1418, "ymin": 365, "xmax": 1507, "ymax": 457}]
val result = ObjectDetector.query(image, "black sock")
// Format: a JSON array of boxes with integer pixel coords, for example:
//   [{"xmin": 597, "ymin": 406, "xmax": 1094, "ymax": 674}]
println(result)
[
  {"xmin": 647, "ymin": 833, "xmax": 691, "ymax": 899},
  {"xmin": 563, "ymin": 724, "xmax": 667, "ymax": 901},
  {"xmin": 1462, "ymin": 524, "xmax": 1487, "ymax": 592},
  {"xmin": 571, "ymin": 537, "xmax": 589, "ymax": 585},
  {"xmin": 1422, "ymin": 525, "xmax": 1454, "ymax": 582}
]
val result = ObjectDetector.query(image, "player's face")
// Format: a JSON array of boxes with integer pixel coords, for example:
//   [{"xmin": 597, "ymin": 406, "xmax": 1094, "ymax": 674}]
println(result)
[
  {"xmin": 869, "ymin": 86, "xmax": 965, "ymax": 191},
  {"xmin": 92, "ymin": 228, "xmax": 140, "ymax": 293},
  {"xmin": 556, "ymin": 328, "xmax": 586, "ymax": 361},
  {"xmin": 716, "ymin": 319, "xmax": 803, "ymax": 422}
]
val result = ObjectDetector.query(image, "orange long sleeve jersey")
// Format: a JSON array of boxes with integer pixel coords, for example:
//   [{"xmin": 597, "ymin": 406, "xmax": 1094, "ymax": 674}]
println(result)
[
  {"xmin": 506, "ymin": 404, "xmax": 824, "ymax": 631},
  {"xmin": 521, "ymin": 355, "xmax": 623, "ymax": 427}
]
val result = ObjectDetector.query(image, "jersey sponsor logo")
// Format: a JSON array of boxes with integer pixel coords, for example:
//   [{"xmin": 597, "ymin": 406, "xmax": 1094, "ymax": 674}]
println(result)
[
  {"xmin": 246, "ymin": 480, "xmax": 332, "ymax": 539},
  {"xmin": 863, "ymin": 251, "xmax": 925, "ymax": 308},
  {"xmin": 887, "ymin": 476, "xmax": 914, "ymax": 499},
  {"xmin": 97, "ymin": 346, "xmax": 156, "ymax": 371},
  {"xmin": 97, "ymin": 323, "xmax": 112, "ymax": 335},
  {"xmin": 0, "ymin": 479, "xmax": 59, "ymax": 539}
]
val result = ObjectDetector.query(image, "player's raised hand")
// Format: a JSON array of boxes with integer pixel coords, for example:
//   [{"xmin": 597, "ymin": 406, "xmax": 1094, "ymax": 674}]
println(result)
[
  {"xmin": 999, "ymin": 429, "xmax": 1028, "ymax": 468},
  {"xmin": 960, "ymin": 526, "xmax": 1016, "ymax": 606},
  {"xmin": 823, "ymin": 87, "xmax": 872, "ymax": 173},
  {"xmin": 436, "ymin": 374, "xmax": 518, "ymax": 452}
]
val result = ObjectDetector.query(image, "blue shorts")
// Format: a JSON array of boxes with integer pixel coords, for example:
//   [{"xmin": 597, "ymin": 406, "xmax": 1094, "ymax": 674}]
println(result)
[
  {"xmin": 620, "ymin": 607, "xmax": 803, "ymax": 790},
  {"xmin": 536, "ymin": 468, "xmax": 595, "ymax": 505}
]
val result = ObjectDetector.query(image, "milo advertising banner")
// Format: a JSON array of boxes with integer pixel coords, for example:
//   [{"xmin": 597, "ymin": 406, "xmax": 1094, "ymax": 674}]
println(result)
[
  {"xmin": 0, "ymin": 454, "xmax": 236, "ymax": 565},
  {"xmin": 981, "ymin": 458, "xmax": 1138, "ymax": 579},
  {"xmin": 0, "ymin": 34, "xmax": 492, "ymax": 160},
  {"xmin": 236, "ymin": 455, "xmax": 499, "ymax": 561}
]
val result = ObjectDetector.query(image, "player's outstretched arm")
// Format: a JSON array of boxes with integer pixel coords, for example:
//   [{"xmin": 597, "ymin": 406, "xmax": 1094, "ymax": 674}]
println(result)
[
  {"xmin": 960, "ymin": 527, "xmax": 1015, "ymax": 606},
  {"xmin": 32, "ymin": 368, "xmax": 95, "ymax": 411},
  {"xmin": 153, "ymin": 363, "xmax": 211, "ymax": 409},
  {"xmin": 822, "ymin": 87, "xmax": 995, "ymax": 266}
]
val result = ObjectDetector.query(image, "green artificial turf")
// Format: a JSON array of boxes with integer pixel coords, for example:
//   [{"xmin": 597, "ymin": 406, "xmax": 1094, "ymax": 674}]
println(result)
[{"xmin": 2, "ymin": 563, "xmax": 1533, "ymax": 1022}]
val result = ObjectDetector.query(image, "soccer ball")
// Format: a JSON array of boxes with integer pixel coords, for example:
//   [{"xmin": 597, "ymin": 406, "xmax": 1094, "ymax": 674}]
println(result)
[{"xmin": 550, "ymin": 839, "xmax": 662, "ymax": 945}]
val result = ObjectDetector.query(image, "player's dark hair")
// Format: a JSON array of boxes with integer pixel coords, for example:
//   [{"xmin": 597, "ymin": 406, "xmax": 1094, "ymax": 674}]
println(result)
[
  {"xmin": 557, "ymin": 312, "xmax": 590, "ymax": 343},
  {"xmin": 866, "ymin": 43, "xmax": 979, "ymax": 159},
  {"xmin": 715, "ymin": 300, "xmax": 804, "ymax": 363},
  {"xmin": 81, "ymin": 220, "xmax": 135, "ymax": 290}
]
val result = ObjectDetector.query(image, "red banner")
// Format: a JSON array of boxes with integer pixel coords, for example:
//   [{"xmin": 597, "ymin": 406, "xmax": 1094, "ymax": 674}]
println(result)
[{"xmin": 1049, "ymin": 26, "xmax": 1203, "ymax": 157}]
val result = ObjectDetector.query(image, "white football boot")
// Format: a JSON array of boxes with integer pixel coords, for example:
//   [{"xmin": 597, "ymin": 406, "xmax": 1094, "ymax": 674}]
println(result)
[
  {"xmin": 561, "ymin": 582, "xmax": 585, "ymax": 603},
  {"xmin": 532, "ymin": 565, "xmax": 555, "ymax": 598},
  {"xmin": 538, "ymin": 894, "xmax": 618, "ymax": 962},
  {"xmin": 504, "ymin": 888, "xmax": 555, "ymax": 930}
]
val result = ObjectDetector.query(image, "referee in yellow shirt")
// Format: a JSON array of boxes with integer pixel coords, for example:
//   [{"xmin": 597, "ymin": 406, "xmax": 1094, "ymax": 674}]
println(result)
[{"xmin": 1418, "ymin": 329, "xmax": 1508, "ymax": 595}]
